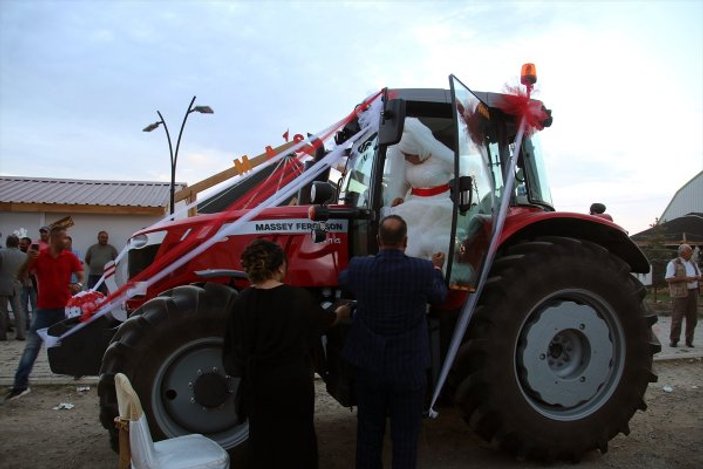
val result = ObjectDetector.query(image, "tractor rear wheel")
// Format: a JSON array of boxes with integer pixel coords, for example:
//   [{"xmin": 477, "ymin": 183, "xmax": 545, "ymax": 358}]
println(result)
[
  {"xmin": 452, "ymin": 236, "xmax": 660, "ymax": 461},
  {"xmin": 97, "ymin": 283, "xmax": 248, "ymax": 457}
]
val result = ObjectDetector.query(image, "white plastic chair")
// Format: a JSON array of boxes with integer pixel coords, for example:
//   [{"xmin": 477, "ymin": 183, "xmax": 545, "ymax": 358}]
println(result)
[{"xmin": 114, "ymin": 372, "xmax": 230, "ymax": 469}]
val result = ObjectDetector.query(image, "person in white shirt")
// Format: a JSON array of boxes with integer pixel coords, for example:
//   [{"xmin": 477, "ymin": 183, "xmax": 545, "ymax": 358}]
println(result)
[{"xmin": 665, "ymin": 243, "xmax": 701, "ymax": 347}]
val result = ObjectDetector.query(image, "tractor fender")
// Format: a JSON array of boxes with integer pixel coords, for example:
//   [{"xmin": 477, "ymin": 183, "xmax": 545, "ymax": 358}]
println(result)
[{"xmin": 499, "ymin": 210, "xmax": 649, "ymax": 273}]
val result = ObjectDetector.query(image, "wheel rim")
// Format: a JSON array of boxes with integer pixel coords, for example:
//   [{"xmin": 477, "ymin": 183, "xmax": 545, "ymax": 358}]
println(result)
[
  {"xmin": 150, "ymin": 337, "xmax": 248, "ymax": 448},
  {"xmin": 516, "ymin": 289, "xmax": 625, "ymax": 421}
]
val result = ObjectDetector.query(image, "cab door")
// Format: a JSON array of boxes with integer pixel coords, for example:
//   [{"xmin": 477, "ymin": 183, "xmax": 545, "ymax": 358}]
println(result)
[{"xmin": 446, "ymin": 75, "xmax": 504, "ymax": 291}]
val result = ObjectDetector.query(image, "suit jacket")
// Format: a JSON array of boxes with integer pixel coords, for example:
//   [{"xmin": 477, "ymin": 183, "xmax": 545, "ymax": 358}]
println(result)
[
  {"xmin": 0, "ymin": 247, "xmax": 27, "ymax": 296},
  {"xmin": 339, "ymin": 248, "xmax": 447, "ymax": 381}
]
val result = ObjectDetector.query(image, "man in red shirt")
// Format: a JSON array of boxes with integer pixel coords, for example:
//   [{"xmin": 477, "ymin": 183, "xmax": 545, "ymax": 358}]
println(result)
[{"xmin": 4, "ymin": 226, "xmax": 84, "ymax": 401}]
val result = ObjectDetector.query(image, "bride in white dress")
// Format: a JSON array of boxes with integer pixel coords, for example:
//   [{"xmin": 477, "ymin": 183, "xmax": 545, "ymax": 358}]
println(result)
[{"xmin": 385, "ymin": 118, "xmax": 454, "ymax": 261}]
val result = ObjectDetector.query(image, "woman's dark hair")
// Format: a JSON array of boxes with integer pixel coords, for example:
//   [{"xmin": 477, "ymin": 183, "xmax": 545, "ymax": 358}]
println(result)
[{"xmin": 240, "ymin": 239, "xmax": 286, "ymax": 283}]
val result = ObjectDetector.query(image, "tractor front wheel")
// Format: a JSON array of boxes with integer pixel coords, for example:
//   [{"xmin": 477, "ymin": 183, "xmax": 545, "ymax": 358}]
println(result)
[{"xmin": 98, "ymin": 283, "xmax": 248, "ymax": 456}]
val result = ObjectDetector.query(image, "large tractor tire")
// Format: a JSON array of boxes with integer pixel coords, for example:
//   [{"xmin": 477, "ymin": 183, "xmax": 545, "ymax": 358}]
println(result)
[
  {"xmin": 97, "ymin": 283, "xmax": 248, "ymax": 457},
  {"xmin": 452, "ymin": 236, "xmax": 660, "ymax": 461}
]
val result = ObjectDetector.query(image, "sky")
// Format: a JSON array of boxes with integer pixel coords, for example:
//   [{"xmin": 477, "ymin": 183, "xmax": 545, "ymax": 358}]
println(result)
[{"xmin": 1, "ymin": 0, "xmax": 701, "ymax": 235}]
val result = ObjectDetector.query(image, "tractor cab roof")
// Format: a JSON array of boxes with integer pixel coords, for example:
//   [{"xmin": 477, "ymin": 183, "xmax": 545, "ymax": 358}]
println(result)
[{"xmin": 388, "ymin": 87, "xmax": 547, "ymax": 118}]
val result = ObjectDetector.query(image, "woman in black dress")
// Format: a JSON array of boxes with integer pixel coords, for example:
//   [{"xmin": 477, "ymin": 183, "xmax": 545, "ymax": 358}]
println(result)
[{"xmin": 222, "ymin": 239, "xmax": 348, "ymax": 469}]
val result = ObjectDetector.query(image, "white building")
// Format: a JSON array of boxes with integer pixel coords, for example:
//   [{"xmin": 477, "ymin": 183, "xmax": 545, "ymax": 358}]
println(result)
[
  {"xmin": 0, "ymin": 176, "xmax": 185, "ymax": 255},
  {"xmin": 631, "ymin": 170, "xmax": 703, "ymax": 286},
  {"xmin": 659, "ymin": 170, "xmax": 703, "ymax": 222}
]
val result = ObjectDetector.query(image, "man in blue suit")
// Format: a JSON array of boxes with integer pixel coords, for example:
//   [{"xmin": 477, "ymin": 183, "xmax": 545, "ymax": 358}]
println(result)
[{"xmin": 340, "ymin": 214, "xmax": 447, "ymax": 469}]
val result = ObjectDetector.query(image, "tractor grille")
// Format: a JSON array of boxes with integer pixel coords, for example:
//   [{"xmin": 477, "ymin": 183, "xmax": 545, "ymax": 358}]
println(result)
[{"xmin": 128, "ymin": 244, "xmax": 160, "ymax": 279}]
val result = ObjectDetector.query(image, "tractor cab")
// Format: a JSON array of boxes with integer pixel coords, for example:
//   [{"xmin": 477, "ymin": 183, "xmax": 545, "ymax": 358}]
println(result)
[{"xmin": 313, "ymin": 74, "xmax": 553, "ymax": 291}]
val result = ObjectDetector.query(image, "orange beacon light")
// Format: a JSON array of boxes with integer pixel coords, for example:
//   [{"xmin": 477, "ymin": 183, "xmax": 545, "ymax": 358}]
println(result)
[{"xmin": 521, "ymin": 63, "xmax": 537, "ymax": 86}]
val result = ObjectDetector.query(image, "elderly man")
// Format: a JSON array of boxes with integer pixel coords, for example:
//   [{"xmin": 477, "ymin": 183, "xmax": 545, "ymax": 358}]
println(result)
[{"xmin": 665, "ymin": 243, "xmax": 701, "ymax": 348}]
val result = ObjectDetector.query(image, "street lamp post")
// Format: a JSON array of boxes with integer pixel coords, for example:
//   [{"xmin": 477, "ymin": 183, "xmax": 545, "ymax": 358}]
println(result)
[{"xmin": 143, "ymin": 95, "xmax": 214, "ymax": 214}]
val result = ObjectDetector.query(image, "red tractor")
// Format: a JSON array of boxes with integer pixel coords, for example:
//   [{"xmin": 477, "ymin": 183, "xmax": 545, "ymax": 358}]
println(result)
[{"xmin": 48, "ymin": 70, "xmax": 659, "ymax": 462}]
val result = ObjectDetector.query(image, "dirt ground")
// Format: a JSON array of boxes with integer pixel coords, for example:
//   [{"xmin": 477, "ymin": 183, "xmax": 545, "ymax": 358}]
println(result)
[{"xmin": 0, "ymin": 359, "xmax": 701, "ymax": 469}]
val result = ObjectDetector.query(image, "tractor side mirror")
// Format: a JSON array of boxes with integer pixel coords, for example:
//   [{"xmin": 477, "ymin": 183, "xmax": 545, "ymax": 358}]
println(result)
[
  {"xmin": 378, "ymin": 99, "xmax": 406, "ymax": 146},
  {"xmin": 298, "ymin": 161, "xmax": 332, "ymax": 205},
  {"xmin": 335, "ymin": 120, "xmax": 361, "ymax": 146},
  {"xmin": 310, "ymin": 181, "xmax": 336, "ymax": 205},
  {"xmin": 451, "ymin": 176, "xmax": 474, "ymax": 214}
]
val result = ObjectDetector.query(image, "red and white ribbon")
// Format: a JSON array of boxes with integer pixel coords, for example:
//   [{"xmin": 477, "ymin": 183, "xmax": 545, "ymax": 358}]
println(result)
[{"xmin": 39, "ymin": 91, "xmax": 383, "ymax": 348}]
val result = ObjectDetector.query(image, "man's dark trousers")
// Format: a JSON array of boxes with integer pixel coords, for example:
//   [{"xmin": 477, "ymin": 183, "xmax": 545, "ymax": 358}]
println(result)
[
  {"xmin": 341, "ymin": 249, "xmax": 446, "ymax": 469},
  {"xmin": 670, "ymin": 289, "xmax": 698, "ymax": 345},
  {"xmin": 355, "ymin": 367, "xmax": 426, "ymax": 469}
]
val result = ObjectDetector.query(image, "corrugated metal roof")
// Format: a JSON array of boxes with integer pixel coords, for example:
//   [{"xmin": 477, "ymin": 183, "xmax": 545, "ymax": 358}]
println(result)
[
  {"xmin": 631, "ymin": 213, "xmax": 703, "ymax": 243},
  {"xmin": 0, "ymin": 176, "xmax": 186, "ymax": 208}
]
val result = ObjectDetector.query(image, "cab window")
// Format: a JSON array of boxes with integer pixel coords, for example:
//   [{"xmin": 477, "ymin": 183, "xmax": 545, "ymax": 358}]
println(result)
[{"xmin": 339, "ymin": 133, "xmax": 378, "ymax": 208}]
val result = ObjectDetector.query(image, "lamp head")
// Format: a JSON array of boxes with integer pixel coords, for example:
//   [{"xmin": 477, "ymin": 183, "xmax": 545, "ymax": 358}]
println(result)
[
  {"xmin": 192, "ymin": 105, "xmax": 214, "ymax": 114},
  {"xmin": 142, "ymin": 122, "xmax": 161, "ymax": 132}
]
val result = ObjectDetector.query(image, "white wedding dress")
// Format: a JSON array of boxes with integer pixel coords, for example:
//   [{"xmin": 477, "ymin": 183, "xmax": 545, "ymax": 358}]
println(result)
[{"xmin": 386, "ymin": 118, "xmax": 454, "ymax": 260}]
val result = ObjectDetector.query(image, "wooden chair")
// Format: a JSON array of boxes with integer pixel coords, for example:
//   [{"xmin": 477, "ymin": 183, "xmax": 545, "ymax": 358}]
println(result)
[{"xmin": 114, "ymin": 373, "xmax": 230, "ymax": 469}]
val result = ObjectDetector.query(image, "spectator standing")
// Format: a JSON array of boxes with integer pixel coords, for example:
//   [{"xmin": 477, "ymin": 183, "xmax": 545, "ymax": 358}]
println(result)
[
  {"xmin": 84, "ymin": 231, "xmax": 117, "ymax": 294},
  {"xmin": 38, "ymin": 226, "xmax": 50, "ymax": 251},
  {"xmin": 222, "ymin": 239, "xmax": 348, "ymax": 468},
  {"xmin": 0, "ymin": 235, "xmax": 28, "ymax": 341},
  {"xmin": 666, "ymin": 243, "xmax": 701, "ymax": 348},
  {"xmin": 18, "ymin": 236, "xmax": 37, "ymax": 329},
  {"xmin": 3, "ymin": 226, "xmax": 83, "ymax": 401},
  {"xmin": 339, "ymin": 215, "xmax": 448, "ymax": 469},
  {"xmin": 65, "ymin": 235, "xmax": 83, "ymax": 286},
  {"xmin": 18, "ymin": 237, "xmax": 30, "ymax": 253}
]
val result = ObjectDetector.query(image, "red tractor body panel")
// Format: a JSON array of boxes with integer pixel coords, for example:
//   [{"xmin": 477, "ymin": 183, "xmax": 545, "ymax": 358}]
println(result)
[{"xmin": 126, "ymin": 206, "xmax": 350, "ymax": 310}]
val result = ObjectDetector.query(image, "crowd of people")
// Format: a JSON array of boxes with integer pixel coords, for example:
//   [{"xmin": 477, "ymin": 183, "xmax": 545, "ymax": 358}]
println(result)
[
  {"xmin": 2, "ymin": 214, "xmax": 700, "ymax": 467},
  {"xmin": 2, "ymin": 215, "xmax": 444, "ymax": 467},
  {"xmin": 0, "ymin": 226, "xmax": 117, "ymax": 401}
]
